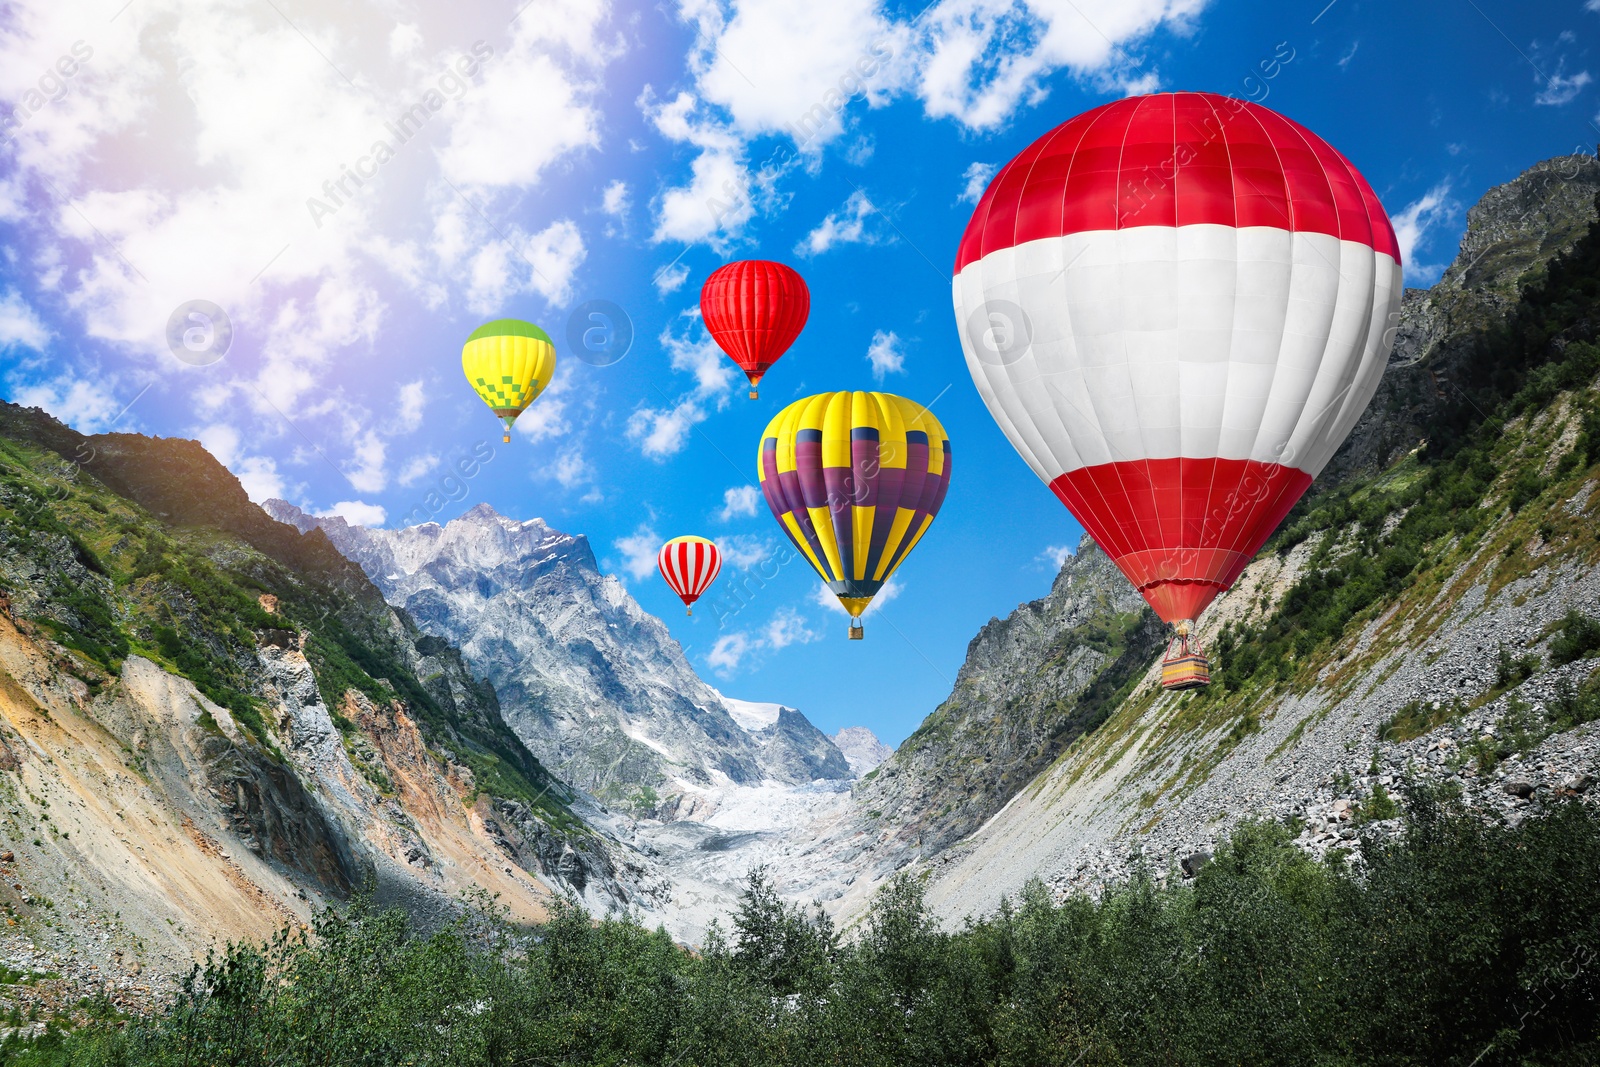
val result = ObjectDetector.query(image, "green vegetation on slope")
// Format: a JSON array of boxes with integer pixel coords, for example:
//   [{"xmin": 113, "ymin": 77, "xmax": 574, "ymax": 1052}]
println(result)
[
  {"xmin": 7, "ymin": 794, "xmax": 1597, "ymax": 1066},
  {"xmin": 0, "ymin": 427, "xmax": 571, "ymax": 826},
  {"xmin": 1197, "ymin": 194, "xmax": 1600, "ymax": 706}
]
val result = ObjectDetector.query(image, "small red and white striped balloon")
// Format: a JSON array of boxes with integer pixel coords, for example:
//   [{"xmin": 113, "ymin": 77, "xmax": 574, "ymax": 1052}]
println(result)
[
  {"xmin": 953, "ymin": 91, "xmax": 1402, "ymax": 626},
  {"xmin": 657, "ymin": 535, "xmax": 723, "ymax": 615}
]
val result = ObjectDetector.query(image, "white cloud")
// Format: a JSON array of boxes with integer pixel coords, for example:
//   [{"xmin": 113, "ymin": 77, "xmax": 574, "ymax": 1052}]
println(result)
[
  {"xmin": 705, "ymin": 606, "xmax": 816, "ymax": 676},
  {"xmin": 193, "ymin": 422, "xmax": 289, "ymax": 502},
  {"xmin": 1535, "ymin": 67, "xmax": 1591, "ymax": 106},
  {"xmin": 395, "ymin": 380, "xmax": 426, "ymax": 433},
  {"xmin": 398, "ymin": 453, "xmax": 439, "ymax": 486},
  {"xmin": 717, "ymin": 484, "xmax": 760, "ymax": 520},
  {"xmin": 763, "ymin": 606, "xmax": 818, "ymax": 650},
  {"xmin": 627, "ymin": 397, "xmax": 707, "ymax": 460},
  {"xmin": 526, "ymin": 218, "xmax": 587, "ymax": 304},
  {"xmin": 814, "ymin": 578, "xmax": 900, "ymax": 618},
  {"xmin": 654, "ymin": 260, "xmax": 691, "ymax": 295},
  {"xmin": 663, "ymin": 316, "xmax": 737, "ymax": 397},
  {"xmin": 958, "ymin": 161, "xmax": 997, "ymax": 205},
  {"xmin": 916, "ymin": 0, "xmax": 1204, "ymax": 130},
  {"xmin": 797, "ymin": 189, "xmax": 876, "ymax": 256},
  {"xmin": 1039, "ymin": 543, "xmax": 1074, "ymax": 569},
  {"xmin": 601, "ymin": 179, "xmax": 630, "ymax": 216},
  {"xmin": 438, "ymin": 7, "xmax": 608, "ymax": 188},
  {"xmin": 551, "ymin": 447, "xmax": 593, "ymax": 489},
  {"xmin": 1391, "ymin": 182, "xmax": 1457, "ymax": 285},
  {"xmin": 614, "ymin": 524, "xmax": 661, "ymax": 580},
  {"xmin": 628, "ymin": 312, "xmax": 737, "ymax": 460},
  {"xmin": 719, "ymin": 533, "xmax": 773, "ymax": 568},
  {"xmin": 1337, "ymin": 41, "xmax": 1359, "ymax": 70},
  {"xmin": 317, "ymin": 500, "xmax": 387, "ymax": 527},
  {"xmin": 707, "ymin": 631, "xmax": 754, "ymax": 673},
  {"xmin": 0, "ymin": 290, "xmax": 51, "ymax": 350},
  {"xmin": 11, "ymin": 376, "xmax": 132, "ymax": 434},
  {"xmin": 866, "ymin": 329, "xmax": 906, "ymax": 380},
  {"xmin": 347, "ymin": 431, "xmax": 388, "ymax": 493}
]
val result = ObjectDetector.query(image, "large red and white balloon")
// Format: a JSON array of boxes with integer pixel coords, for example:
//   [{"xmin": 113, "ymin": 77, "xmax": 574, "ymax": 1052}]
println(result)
[{"xmin": 953, "ymin": 91, "xmax": 1402, "ymax": 625}]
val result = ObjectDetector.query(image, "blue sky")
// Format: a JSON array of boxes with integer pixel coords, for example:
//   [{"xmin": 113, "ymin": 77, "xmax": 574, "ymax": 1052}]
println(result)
[{"xmin": 1, "ymin": 0, "xmax": 1596, "ymax": 745}]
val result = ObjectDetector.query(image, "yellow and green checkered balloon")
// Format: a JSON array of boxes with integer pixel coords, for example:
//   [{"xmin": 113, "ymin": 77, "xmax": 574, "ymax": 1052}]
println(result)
[{"xmin": 461, "ymin": 319, "xmax": 556, "ymax": 442}]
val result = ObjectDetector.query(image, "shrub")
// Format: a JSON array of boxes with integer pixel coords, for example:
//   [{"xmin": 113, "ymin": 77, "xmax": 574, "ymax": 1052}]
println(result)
[{"xmin": 1551, "ymin": 611, "xmax": 1600, "ymax": 665}]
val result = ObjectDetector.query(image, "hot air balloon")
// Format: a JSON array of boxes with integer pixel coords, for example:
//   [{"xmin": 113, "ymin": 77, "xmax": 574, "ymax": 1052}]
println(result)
[
  {"xmin": 658, "ymin": 535, "xmax": 722, "ymax": 616},
  {"xmin": 701, "ymin": 260, "xmax": 810, "ymax": 399},
  {"xmin": 462, "ymin": 319, "xmax": 556, "ymax": 442},
  {"xmin": 951, "ymin": 92, "xmax": 1401, "ymax": 689},
  {"xmin": 759, "ymin": 391, "xmax": 951, "ymax": 639}
]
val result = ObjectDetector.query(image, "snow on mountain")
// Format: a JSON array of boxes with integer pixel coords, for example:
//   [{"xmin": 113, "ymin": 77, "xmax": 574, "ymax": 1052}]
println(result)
[
  {"xmin": 263, "ymin": 502, "xmax": 851, "ymax": 812},
  {"xmin": 831, "ymin": 726, "xmax": 893, "ymax": 776}
]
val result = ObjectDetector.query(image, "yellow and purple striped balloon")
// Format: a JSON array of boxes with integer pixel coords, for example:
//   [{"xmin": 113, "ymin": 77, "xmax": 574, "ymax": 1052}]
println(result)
[{"xmin": 758, "ymin": 391, "xmax": 951, "ymax": 638}]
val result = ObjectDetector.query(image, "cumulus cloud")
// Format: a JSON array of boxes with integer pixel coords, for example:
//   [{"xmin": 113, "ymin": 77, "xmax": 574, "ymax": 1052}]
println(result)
[
  {"xmin": 317, "ymin": 500, "xmax": 388, "ymax": 527},
  {"xmin": 866, "ymin": 329, "xmax": 905, "ymax": 380},
  {"xmin": 395, "ymin": 380, "xmax": 426, "ymax": 433},
  {"xmin": 627, "ymin": 397, "xmax": 707, "ymax": 460},
  {"xmin": 614, "ymin": 524, "xmax": 661, "ymax": 580},
  {"xmin": 601, "ymin": 179, "xmax": 630, "ymax": 216},
  {"xmin": 628, "ymin": 312, "xmax": 737, "ymax": 460},
  {"xmin": 719, "ymin": 534, "xmax": 773, "ymax": 568},
  {"xmin": 653, "ymin": 260, "xmax": 691, "ymax": 295},
  {"xmin": 1535, "ymin": 66, "xmax": 1591, "ymax": 106},
  {"xmin": 704, "ymin": 606, "xmax": 817, "ymax": 676},
  {"xmin": 1039, "ymin": 543, "xmax": 1074, "ymax": 569},
  {"xmin": 796, "ymin": 189, "xmax": 877, "ymax": 256},
  {"xmin": 717, "ymin": 484, "xmax": 759, "ymax": 520},
  {"xmin": 1391, "ymin": 182, "xmax": 1457, "ymax": 285},
  {"xmin": 707, "ymin": 631, "xmax": 755, "ymax": 673},
  {"xmin": 958, "ymin": 161, "xmax": 997, "ymax": 205},
  {"xmin": 0, "ymin": 290, "xmax": 51, "ymax": 350},
  {"xmin": 398, "ymin": 453, "xmax": 440, "ymax": 486},
  {"xmin": 9, "ymin": 376, "xmax": 133, "ymax": 434}
]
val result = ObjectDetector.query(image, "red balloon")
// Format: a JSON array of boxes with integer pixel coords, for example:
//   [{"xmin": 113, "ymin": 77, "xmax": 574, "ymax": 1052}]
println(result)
[{"xmin": 700, "ymin": 260, "xmax": 810, "ymax": 399}]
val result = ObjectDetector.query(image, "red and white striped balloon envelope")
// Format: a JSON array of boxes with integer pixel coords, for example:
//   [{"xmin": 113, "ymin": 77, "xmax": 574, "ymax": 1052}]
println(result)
[
  {"xmin": 657, "ymin": 535, "xmax": 723, "ymax": 616},
  {"xmin": 953, "ymin": 91, "xmax": 1402, "ymax": 625}
]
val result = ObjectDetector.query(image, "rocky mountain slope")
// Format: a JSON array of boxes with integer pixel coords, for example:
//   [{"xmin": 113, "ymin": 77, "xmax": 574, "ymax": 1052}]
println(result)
[
  {"xmin": 264, "ymin": 503, "xmax": 852, "ymax": 808},
  {"xmin": 812, "ymin": 153, "xmax": 1600, "ymax": 926},
  {"xmin": 0, "ymin": 404, "xmax": 644, "ymax": 989}
]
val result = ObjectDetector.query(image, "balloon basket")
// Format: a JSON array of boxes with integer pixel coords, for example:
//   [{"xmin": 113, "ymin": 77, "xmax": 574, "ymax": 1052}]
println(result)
[
  {"xmin": 1161, "ymin": 624, "xmax": 1209, "ymax": 690},
  {"xmin": 848, "ymin": 622, "xmax": 864, "ymax": 641},
  {"xmin": 502, "ymin": 434, "xmax": 510, "ymax": 443},
  {"xmin": 686, "ymin": 607, "xmax": 693, "ymax": 616},
  {"xmin": 749, "ymin": 388, "xmax": 759, "ymax": 400}
]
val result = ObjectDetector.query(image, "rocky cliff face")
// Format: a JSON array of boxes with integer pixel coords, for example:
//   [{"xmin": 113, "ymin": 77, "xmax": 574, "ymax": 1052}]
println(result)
[
  {"xmin": 1327, "ymin": 153, "xmax": 1600, "ymax": 484},
  {"xmin": 263, "ymin": 503, "xmax": 851, "ymax": 805},
  {"xmin": 838, "ymin": 539, "xmax": 1160, "ymax": 876},
  {"xmin": 0, "ymin": 407, "xmax": 650, "ymax": 987}
]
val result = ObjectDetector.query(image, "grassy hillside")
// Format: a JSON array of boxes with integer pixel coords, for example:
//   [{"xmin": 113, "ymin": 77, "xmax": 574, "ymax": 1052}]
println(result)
[{"xmin": 0, "ymin": 412, "xmax": 573, "ymax": 828}]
